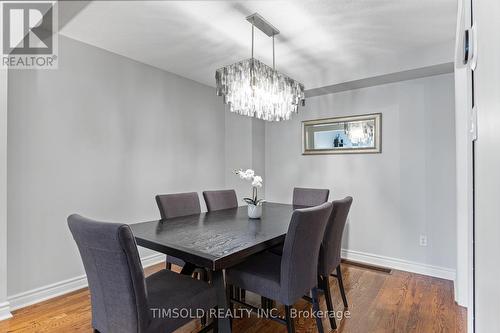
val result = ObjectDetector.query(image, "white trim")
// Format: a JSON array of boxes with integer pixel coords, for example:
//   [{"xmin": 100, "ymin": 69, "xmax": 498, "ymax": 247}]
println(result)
[
  {"xmin": 5, "ymin": 249, "xmax": 456, "ymax": 314},
  {"xmin": 141, "ymin": 253, "xmax": 165, "ymax": 268},
  {"xmin": 8, "ymin": 274, "xmax": 87, "ymax": 311},
  {"xmin": 0, "ymin": 301, "xmax": 12, "ymax": 321},
  {"xmin": 7, "ymin": 253, "xmax": 164, "ymax": 312},
  {"xmin": 342, "ymin": 249, "xmax": 456, "ymax": 281}
]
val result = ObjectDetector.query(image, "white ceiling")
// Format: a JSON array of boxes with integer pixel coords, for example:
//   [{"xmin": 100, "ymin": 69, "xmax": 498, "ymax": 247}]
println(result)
[{"xmin": 60, "ymin": 1, "xmax": 457, "ymax": 90}]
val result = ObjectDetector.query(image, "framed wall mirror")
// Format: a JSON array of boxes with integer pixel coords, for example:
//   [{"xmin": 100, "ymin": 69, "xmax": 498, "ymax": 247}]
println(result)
[{"xmin": 302, "ymin": 113, "xmax": 382, "ymax": 155}]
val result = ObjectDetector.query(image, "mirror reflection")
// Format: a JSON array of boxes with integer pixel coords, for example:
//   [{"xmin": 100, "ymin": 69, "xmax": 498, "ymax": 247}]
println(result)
[{"xmin": 303, "ymin": 113, "xmax": 381, "ymax": 154}]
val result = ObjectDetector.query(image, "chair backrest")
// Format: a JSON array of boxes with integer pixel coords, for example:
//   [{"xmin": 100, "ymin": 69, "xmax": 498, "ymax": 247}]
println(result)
[
  {"xmin": 203, "ymin": 189, "xmax": 238, "ymax": 211},
  {"xmin": 280, "ymin": 202, "xmax": 333, "ymax": 305},
  {"xmin": 155, "ymin": 192, "xmax": 201, "ymax": 220},
  {"xmin": 318, "ymin": 197, "xmax": 353, "ymax": 276},
  {"xmin": 292, "ymin": 187, "xmax": 330, "ymax": 207},
  {"xmin": 68, "ymin": 214, "xmax": 148, "ymax": 333}
]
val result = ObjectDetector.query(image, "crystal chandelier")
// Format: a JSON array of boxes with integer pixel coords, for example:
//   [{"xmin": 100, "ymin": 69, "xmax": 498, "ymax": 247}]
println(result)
[{"xmin": 216, "ymin": 13, "xmax": 305, "ymax": 121}]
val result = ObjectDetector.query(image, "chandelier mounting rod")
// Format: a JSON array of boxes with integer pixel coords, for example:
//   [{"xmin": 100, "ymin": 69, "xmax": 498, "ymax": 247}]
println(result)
[
  {"xmin": 246, "ymin": 13, "xmax": 279, "ymax": 68},
  {"xmin": 245, "ymin": 13, "xmax": 280, "ymax": 37},
  {"xmin": 251, "ymin": 21, "xmax": 254, "ymax": 59},
  {"xmin": 272, "ymin": 34, "xmax": 275, "ymax": 69}
]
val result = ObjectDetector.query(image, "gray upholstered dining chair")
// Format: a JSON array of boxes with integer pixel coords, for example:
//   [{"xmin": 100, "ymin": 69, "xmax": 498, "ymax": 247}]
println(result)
[
  {"xmin": 226, "ymin": 202, "xmax": 333, "ymax": 333},
  {"xmin": 268, "ymin": 187, "xmax": 330, "ymax": 258},
  {"xmin": 155, "ymin": 192, "xmax": 201, "ymax": 270},
  {"xmin": 317, "ymin": 196, "xmax": 353, "ymax": 330},
  {"xmin": 202, "ymin": 189, "xmax": 244, "ymax": 300},
  {"xmin": 156, "ymin": 192, "xmax": 201, "ymax": 220},
  {"xmin": 68, "ymin": 214, "xmax": 217, "ymax": 333},
  {"xmin": 203, "ymin": 189, "xmax": 238, "ymax": 211},
  {"xmin": 292, "ymin": 187, "xmax": 330, "ymax": 207}
]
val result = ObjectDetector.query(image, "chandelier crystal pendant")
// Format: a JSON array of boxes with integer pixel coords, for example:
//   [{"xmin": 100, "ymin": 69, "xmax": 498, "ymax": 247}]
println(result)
[{"xmin": 216, "ymin": 13, "xmax": 305, "ymax": 121}]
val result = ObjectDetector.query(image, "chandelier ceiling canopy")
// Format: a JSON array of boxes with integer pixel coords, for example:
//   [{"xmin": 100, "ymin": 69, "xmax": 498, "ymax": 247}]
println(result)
[{"xmin": 215, "ymin": 13, "xmax": 305, "ymax": 121}]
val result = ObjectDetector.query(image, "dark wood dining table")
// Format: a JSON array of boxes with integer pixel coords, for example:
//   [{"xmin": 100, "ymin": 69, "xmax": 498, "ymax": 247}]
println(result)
[{"xmin": 130, "ymin": 202, "xmax": 299, "ymax": 333}]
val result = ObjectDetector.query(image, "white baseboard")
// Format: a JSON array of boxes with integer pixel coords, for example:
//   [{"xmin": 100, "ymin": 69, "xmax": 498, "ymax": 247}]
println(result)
[
  {"xmin": 5, "ymin": 249, "xmax": 456, "ymax": 314},
  {"xmin": 0, "ymin": 301, "xmax": 12, "ymax": 321},
  {"xmin": 341, "ymin": 248, "xmax": 456, "ymax": 281},
  {"xmin": 141, "ymin": 253, "xmax": 165, "ymax": 268},
  {"xmin": 8, "ymin": 274, "xmax": 87, "ymax": 311},
  {"xmin": 7, "ymin": 253, "xmax": 165, "ymax": 312}
]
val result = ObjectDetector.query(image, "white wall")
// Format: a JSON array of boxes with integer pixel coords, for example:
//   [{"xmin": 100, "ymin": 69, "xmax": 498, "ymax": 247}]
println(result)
[
  {"xmin": 453, "ymin": 0, "xmax": 474, "ymax": 313},
  {"xmin": 474, "ymin": 0, "xmax": 500, "ymax": 330},
  {"xmin": 265, "ymin": 73, "xmax": 457, "ymax": 273},
  {"xmin": 6, "ymin": 36, "xmax": 226, "ymax": 296}
]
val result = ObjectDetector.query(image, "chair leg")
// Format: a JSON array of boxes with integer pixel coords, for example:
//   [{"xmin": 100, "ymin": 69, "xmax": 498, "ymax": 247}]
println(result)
[
  {"xmin": 226, "ymin": 284, "xmax": 234, "ymax": 326},
  {"xmin": 201, "ymin": 309, "xmax": 207, "ymax": 327},
  {"xmin": 199, "ymin": 271, "xmax": 208, "ymax": 327},
  {"xmin": 260, "ymin": 296, "xmax": 273, "ymax": 310},
  {"xmin": 311, "ymin": 287, "xmax": 324, "ymax": 333},
  {"xmin": 261, "ymin": 296, "xmax": 268, "ymax": 309},
  {"xmin": 207, "ymin": 269, "xmax": 213, "ymax": 282},
  {"xmin": 284, "ymin": 305, "xmax": 295, "ymax": 333},
  {"xmin": 234, "ymin": 286, "xmax": 241, "ymax": 301},
  {"xmin": 336, "ymin": 265, "xmax": 348, "ymax": 308},
  {"xmin": 197, "ymin": 312, "xmax": 217, "ymax": 333},
  {"xmin": 227, "ymin": 284, "xmax": 234, "ymax": 314},
  {"xmin": 212, "ymin": 313, "xmax": 218, "ymax": 333},
  {"xmin": 240, "ymin": 288, "xmax": 246, "ymax": 302},
  {"xmin": 321, "ymin": 275, "xmax": 337, "ymax": 330}
]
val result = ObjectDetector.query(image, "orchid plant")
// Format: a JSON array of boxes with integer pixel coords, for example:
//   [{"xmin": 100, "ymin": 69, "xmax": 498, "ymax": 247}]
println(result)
[{"xmin": 235, "ymin": 169, "xmax": 265, "ymax": 206}]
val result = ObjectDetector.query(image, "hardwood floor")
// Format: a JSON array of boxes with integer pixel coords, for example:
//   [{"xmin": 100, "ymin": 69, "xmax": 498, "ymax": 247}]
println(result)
[{"xmin": 0, "ymin": 262, "xmax": 466, "ymax": 333}]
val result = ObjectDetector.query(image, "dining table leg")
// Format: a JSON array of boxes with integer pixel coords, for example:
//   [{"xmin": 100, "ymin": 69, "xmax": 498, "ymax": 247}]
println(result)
[{"xmin": 212, "ymin": 270, "xmax": 232, "ymax": 333}]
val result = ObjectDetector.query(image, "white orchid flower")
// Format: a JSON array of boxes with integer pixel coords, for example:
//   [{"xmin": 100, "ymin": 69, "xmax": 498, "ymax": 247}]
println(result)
[
  {"xmin": 235, "ymin": 168, "xmax": 264, "ymax": 206},
  {"xmin": 252, "ymin": 176, "xmax": 263, "ymax": 188},
  {"xmin": 236, "ymin": 169, "xmax": 246, "ymax": 179},
  {"xmin": 252, "ymin": 181, "xmax": 263, "ymax": 188},
  {"xmin": 243, "ymin": 169, "xmax": 255, "ymax": 180}
]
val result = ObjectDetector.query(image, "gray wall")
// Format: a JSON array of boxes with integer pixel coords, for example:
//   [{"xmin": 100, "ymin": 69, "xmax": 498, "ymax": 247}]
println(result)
[
  {"xmin": 7, "ymin": 36, "xmax": 226, "ymax": 295},
  {"xmin": 0, "ymin": 70, "xmax": 8, "ymax": 319},
  {"xmin": 265, "ymin": 73, "xmax": 457, "ymax": 270},
  {"xmin": 224, "ymin": 109, "xmax": 266, "ymax": 204},
  {"xmin": 5, "ymin": 36, "xmax": 457, "ymax": 300}
]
